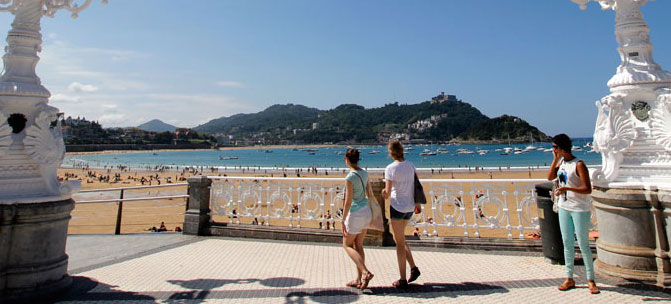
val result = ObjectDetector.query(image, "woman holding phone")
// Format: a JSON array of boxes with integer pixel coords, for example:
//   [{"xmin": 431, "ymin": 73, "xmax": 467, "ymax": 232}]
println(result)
[{"xmin": 547, "ymin": 134, "xmax": 599, "ymax": 294}]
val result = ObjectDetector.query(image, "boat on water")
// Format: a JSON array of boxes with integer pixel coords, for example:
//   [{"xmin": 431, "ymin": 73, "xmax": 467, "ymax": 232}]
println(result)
[
  {"xmin": 152, "ymin": 152, "xmax": 158, "ymax": 156},
  {"xmin": 220, "ymin": 156, "xmax": 239, "ymax": 160},
  {"xmin": 571, "ymin": 146, "xmax": 583, "ymax": 152},
  {"xmin": 308, "ymin": 152, "xmax": 316, "ymax": 155},
  {"xmin": 265, "ymin": 150, "xmax": 273, "ymax": 153},
  {"xmin": 456, "ymin": 148, "xmax": 475, "ymax": 155},
  {"xmin": 368, "ymin": 150, "xmax": 381, "ymax": 154},
  {"xmin": 419, "ymin": 152, "xmax": 437, "ymax": 156}
]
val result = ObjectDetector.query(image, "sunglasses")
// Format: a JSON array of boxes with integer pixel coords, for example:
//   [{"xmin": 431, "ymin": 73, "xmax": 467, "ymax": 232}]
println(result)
[{"xmin": 552, "ymin": 145, "xmax": 559, "ymax": 149}]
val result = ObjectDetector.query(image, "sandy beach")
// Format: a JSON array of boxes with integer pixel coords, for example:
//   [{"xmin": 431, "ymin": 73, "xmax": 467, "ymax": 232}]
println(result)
[{"xmin": 62, "ymin": 153, "xmax": 549, "ymax": 238}]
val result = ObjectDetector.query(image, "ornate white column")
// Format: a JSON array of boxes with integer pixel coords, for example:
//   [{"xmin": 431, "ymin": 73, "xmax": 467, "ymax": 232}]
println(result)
[
  {"xmin": 0, "ymin": 1, "xmax": 106, "ymax": 301},
  {"xmin": 572, "ymin": 0, "xmax": 671, "ymax": 286}
]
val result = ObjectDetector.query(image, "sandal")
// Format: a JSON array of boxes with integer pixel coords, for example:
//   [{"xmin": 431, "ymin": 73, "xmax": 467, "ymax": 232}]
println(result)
[
  {"xmin": 408, "ymin": 267, "xmax": 421, "ymax": 283},
  {"xmin": 588, "ymin": 281, "xmax": 600, "ymax": 294},
  {"xmin": 358, "ymin": 272, "xmax": 374, "ymax": 290},
  {"xmin": 557, "ymin": 279, "xmax": 575, "ymax": 291},
  {"xmin": 392, "ymin": 279, "xmax": 408, "ymax": 289},
  {"xmin": 345, "ymin": 280, "xmax": 360, "ymax": 288}
]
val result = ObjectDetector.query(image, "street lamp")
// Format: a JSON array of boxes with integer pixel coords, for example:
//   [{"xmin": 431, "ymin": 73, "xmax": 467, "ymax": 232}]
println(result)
[
  {"xmin": 0, "ymin": 0, "xmax": 107, "ymax": 301},
  {"xmin": 571, "ymin": 0, "xmax": 671, "ymax": 286}
]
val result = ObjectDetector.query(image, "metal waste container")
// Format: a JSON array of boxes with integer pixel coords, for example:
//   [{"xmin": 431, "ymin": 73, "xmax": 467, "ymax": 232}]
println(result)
[{"xmin": 535, "ymin": 182, "xmax": 564, "ymax": 265}]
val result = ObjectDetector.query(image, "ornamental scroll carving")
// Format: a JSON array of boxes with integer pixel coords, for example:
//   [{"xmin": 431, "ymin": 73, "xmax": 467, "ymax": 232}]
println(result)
[
  {"xmin": 592, "ymin": 94, "xmax": 636, "ymax": 183},
  {"xmin": 24, "ymin": 111, "xmax": 65, "ymax": 166},
  {"xmin": 650, "ymin": 94, "xmax": 671, "ymax": 151},
  {"xmin": 0, "ymin": 111, "xmax": 11, "ymax": 157}
]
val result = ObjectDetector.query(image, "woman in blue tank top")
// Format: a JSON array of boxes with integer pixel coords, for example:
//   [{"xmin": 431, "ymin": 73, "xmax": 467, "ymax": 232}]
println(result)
[{"xmin": 342, "ymin": 148, "xmax": 374, "ymax": 290}]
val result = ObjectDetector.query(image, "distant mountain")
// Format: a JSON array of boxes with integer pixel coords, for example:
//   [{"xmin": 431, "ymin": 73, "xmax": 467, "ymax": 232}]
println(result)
[
  {"xmin": 137, "ymin": 119, "xmax": 178, "ymax": 133},
  {"xmin": 193, "ymin": 94, "xmax": 548, "ymax": 144},
  {"xmin": 457, "ymin": 115, "xmax": 549, "ymax": 142}
]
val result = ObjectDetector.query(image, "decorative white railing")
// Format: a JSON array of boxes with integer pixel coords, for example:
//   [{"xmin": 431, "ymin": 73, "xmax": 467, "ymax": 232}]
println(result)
[{"xmin": 207, "ymin": 176, "xmax": 563, "ymax": 239}]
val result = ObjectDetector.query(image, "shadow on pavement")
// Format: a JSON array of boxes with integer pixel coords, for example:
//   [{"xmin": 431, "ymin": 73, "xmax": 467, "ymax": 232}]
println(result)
[
  {"xmin": 285, "ymin": 289, "xmax": 360, "ymax": 304},
  {"xmin": 367, "ymin": 282, "xmax": 508, "ymax": 298},
  {"xmin": 56, "ymin": 276, "xmax": 156, "ymax": 303},
  {"xmin": 599, "ymin": 282, "xmax": 671, "ymax": 300},
  {"xmin": 165, "ymin": 277, "xmax": 307, "ymax": 303}
]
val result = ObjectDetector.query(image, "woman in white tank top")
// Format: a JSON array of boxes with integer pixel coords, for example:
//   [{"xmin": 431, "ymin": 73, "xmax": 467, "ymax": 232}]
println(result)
[{"xmin": 547, "ymin": 134, "xmax": 599, "ymax": 294}]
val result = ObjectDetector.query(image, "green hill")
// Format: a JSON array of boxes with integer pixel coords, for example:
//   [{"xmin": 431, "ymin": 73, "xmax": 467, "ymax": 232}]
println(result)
[
  {"xmin": 193, "ymin": 94, "xmax": 546, "ymax": 144},
  {"xmin": 194, "ymin": 104, "xmax": 322, "ymax": 135},
  {"xmin": 457, "ymin": 115, "xmax": 548, "ymax": 142}
]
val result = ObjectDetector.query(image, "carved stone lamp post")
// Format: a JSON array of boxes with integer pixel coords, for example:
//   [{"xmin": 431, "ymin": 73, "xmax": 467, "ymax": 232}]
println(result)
[
  {"xmin": 0, "ymin": 0, "xmax": 106, "ymax": 301},
  {"xmin": 572, "ymin": 0, "xmax": 671, "ymax": 285}
]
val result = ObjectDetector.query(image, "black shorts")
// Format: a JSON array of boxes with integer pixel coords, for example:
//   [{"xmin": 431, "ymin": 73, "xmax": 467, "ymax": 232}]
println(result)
[{"xmin": 390, "ymin": 206, "xmax": 414, "ymax": 220}]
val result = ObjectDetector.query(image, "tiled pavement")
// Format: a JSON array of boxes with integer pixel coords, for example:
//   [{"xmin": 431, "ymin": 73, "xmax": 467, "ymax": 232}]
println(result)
[{"xmin": 56, "ymin": 234, "xmax": 671, "ymax": 303}]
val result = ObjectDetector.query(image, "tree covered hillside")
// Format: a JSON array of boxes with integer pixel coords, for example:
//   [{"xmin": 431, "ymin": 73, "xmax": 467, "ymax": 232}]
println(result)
[{"xmin": 193, "ymin": 93, "xmax": 547, "ymax": 144}]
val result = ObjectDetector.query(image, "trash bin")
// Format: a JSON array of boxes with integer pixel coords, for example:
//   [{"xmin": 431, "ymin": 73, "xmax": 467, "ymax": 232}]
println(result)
[{"xmin": 535, "ymin": 182, "xmax": 565, "ymax": 265}]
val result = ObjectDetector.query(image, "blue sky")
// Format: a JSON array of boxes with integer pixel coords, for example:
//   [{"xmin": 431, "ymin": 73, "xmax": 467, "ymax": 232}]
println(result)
[{"xmin": 1, "ymin": 0, "xmax": 671, "ymax": 137}]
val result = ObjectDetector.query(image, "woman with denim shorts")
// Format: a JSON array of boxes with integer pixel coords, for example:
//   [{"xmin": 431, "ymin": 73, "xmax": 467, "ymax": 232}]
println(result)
[{"xmin": 381, "ymin": 140, "xmax": 421, "ymax": 288}]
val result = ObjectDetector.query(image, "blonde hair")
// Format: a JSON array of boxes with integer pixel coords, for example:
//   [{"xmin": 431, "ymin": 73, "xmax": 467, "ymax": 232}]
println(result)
[{"xmin": 388, "ymin": 140, "xmax": 405, "ymax": 161}]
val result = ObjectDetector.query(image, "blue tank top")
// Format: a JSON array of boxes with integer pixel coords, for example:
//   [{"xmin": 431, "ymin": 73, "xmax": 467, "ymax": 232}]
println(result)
[{"xmin": 345, "ymin": 170, "xmax": 369, "ymax": 213}]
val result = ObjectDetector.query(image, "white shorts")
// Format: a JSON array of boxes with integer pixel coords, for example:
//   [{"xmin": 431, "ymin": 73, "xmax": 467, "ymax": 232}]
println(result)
[{"xmin": 344, "ymin": 206, "xmax": 372, "ymax": 235}]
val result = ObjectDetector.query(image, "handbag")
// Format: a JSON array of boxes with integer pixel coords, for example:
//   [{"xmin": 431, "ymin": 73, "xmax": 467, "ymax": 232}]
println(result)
[
  {"xmin": 414, "ymin": 173, "xmax": 427, "ymax": 205},
  {"xmin": 352, "ymin": 171, "xmax": 384, "ymax": 232}
]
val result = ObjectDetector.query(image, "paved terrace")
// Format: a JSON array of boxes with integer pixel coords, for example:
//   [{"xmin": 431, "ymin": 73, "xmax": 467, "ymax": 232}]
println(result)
[{"xmin": 57, "ymin": 234, "xmax": 671, "ymax": 304}]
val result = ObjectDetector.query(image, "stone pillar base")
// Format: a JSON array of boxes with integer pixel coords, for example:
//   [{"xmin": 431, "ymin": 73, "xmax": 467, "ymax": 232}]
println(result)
[
  {"xmin": 591, "ymin": 187, "xmax": 671, "ymax": 286},
  {"xmin": 595, "ymin": 259, "xmax": 671, "ymax": 286},
  {"xmin": 0, "ymin": 199, "xmax": 74, "ymax": 302}
]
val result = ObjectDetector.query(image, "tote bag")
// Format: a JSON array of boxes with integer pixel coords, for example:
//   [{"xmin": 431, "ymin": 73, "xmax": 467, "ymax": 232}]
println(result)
[
  {"xmin": 352, "ymin": 171, "xmax": 384, "ymax": 232},
  {"xmin": 414, "ymin": 173, "xmax": 427, "ymax": 205}
]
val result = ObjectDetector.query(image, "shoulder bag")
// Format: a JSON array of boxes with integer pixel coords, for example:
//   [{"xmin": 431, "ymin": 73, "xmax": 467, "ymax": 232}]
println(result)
[
  {"xmin": 352, "ymin": 171, "xmax": 384, "ymax": 231},
  {"xmin": 414, "ymin": 173, "xmax": 427, "ymax": 205}
]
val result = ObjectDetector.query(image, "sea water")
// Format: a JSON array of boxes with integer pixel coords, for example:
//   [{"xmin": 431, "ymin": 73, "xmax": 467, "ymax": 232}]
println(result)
[{"xmin": 63, "ymin": 138, "xmax": 600, "ymax": 170}]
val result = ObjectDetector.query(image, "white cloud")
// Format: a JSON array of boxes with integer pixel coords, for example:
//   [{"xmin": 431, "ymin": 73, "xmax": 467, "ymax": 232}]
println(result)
[
  {"xmin": 30, "ymin": 37, "xmax": 258, "ymax": 128},
  {"xmin": 67, "ymin": 82, "xmax": 98, "ymax": 92},
  {"xmin": 50, "ymin": 93, "xmax": 83, "ymax": 103},
  {"xmin": 216, "ymin": 81, "xmax": 246, "ymax": 88},
  {"xmin": 98, "ymin": 113, "xmax": 127, "ymax": 126}
]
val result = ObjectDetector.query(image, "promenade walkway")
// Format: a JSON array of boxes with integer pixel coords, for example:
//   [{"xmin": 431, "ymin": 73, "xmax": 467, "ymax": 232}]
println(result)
[{"xmin": 58, "ymin": 234, "xmax": 670, "ymax": 303}]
